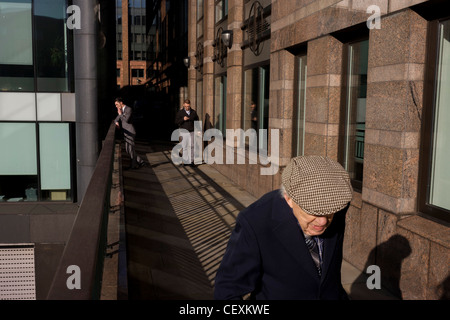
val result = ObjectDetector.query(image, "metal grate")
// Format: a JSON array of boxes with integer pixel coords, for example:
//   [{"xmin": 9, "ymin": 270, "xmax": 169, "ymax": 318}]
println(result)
[{"xmin": 0, "ymin": 244, "xmax": 36, "ymax": 300}]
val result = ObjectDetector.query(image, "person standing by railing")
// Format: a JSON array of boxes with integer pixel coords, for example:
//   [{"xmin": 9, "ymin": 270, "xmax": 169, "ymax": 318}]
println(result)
[{"xmin": 115, "ymin": 97, "xmax": 146, "ymax": 169}]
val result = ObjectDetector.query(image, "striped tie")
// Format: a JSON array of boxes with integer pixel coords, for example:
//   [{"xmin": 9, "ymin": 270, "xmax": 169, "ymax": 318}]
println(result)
[{"xmin": 304, "ymin": 235, "xmax": 323, "ymax": 277}]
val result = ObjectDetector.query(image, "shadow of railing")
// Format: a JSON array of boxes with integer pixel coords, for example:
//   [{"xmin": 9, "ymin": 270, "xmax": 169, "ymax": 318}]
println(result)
[
  {"xmin": 46, "ymin": 121, "xmax": 116, "ymax": 300},
  {"xmin": 156, "ymin": 149, "xmax": 245, "ymax": 285}
]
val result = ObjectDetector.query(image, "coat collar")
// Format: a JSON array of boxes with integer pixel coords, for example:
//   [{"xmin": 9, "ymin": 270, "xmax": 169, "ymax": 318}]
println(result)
[{"xmin": 271, "ymin": 192, "xmax": 339, "ymax": 282}]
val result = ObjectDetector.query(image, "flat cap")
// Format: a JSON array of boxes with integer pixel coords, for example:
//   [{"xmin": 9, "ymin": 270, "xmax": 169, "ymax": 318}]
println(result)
[{"xmin": 282, "ymin": 156, "xmax": 353, "ymax": 216}]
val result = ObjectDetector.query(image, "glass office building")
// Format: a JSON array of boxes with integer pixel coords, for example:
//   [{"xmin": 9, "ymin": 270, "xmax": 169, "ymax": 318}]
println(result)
[{"xmin": 0, "ymin": 0, "xmax": 75, "ymax": 202}]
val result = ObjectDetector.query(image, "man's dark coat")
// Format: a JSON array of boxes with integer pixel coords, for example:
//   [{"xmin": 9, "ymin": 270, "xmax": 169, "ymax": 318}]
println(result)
[{"xmin": 214, "ymin": 190, "xmax": 349, "ymax": 300}]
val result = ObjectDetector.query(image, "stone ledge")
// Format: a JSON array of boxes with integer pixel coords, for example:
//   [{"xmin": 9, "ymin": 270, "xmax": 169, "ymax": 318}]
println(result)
[
  {"xmin": 0, "ymin": 203, "xmax": 79, "ymax": 215},
  {"xmin": 397, "ymin": 215, "xmax": 450, "ymax": 249}
]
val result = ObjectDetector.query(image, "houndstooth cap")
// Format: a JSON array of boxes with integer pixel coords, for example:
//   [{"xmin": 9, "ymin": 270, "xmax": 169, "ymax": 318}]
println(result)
[{"xmin": 282, "ymin": 156, "xmax": 353, "ymax": 216}]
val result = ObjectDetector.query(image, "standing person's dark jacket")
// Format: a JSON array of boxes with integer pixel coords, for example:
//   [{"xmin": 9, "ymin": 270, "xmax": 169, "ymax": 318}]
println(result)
[
  {"xmin": 214, "ymin": 190, "xmax": 349, "ymax": 300},
  {"xmin": 115, "ymin": 105, "xmax": 136, "ymax": 135},
  {"xmin": 175, "ymin": 108, "xmax": 199, "ymax": 132}
]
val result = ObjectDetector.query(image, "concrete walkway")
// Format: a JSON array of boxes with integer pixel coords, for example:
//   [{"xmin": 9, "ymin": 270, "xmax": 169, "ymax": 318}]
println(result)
[{"xmin": 121, "ymin": 140, "xmax": 399, "ymax": 300}]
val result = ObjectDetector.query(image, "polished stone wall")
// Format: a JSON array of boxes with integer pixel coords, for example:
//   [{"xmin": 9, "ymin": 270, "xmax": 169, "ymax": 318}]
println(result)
[{"xmin": 189, "ymin": 0, "xmax": 449, "ymax": 299}]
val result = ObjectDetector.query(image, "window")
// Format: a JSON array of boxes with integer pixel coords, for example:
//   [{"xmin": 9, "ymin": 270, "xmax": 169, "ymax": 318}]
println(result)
[
  {"xmin": 116, "ymin": 0, "xmax": 122, "ymax": 25},
  {"xmin": 341, "ymin": 39, "xmax": 368, "ymax": 191},
  {"xmin": 197, "ymin": 0, "xmax": 204, "ymax": 20},
  {"xmin": 0, "ymin": 0, "xmax": 34, "ymax": 91},
  {"xmin": 0, "ymin": 122, "xmax": 73, "ymax": 202},
  {"xmin": 197, "ymin": 0, "xmax": 204, "ymax": 38},
  {"xmin": 39, "ymin": 123, "xmax": 72, "ymax": 201},
  {"xmin": 293, "ymin": 54, "xmax": 307, "ymax": 156},
  {"xmin": 0, "ymin": 0, "xmax": 75, "ymax": 202},
  {"xmin": 0, "ymin": 122, "xmax": 37, "ymax": 176},
  {"xmin": 429, "ymin": 20, "xmax": 450, "ymax": 211},
  {"xmin": 215, "ymin": 0, "xmax": 228, "ymax": 23},
  {"xmin": 34, "ymin": 0, "xmax": 72, "ymax": 92},
  {"xmin": 132, "ymin": 69, "xmax": 144, "ymax": 77},
  {"xmin": 0, "ymin": 0, "xmax": 73, "ymax": 92},
  {"xmin": 419, "ymin": 18, "xmax": 450, "ymax": 223},
  {"xmin": 243, "ymin": 65, "xmax": 270, "ymax": 148},
  {"xmin": 214, "ymin": 75, "xmax": 227, "ymax": 135},
  {"xmin": 131, "ymin": 0, "xmax": 141, "ymax": 8}
]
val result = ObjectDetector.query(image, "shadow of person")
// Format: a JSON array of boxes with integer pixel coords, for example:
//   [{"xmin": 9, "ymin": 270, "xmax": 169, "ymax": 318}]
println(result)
[
  {"xmin": 438, "ymin": 274, "xmax": 450, "ymax": 300},
  {"xmin": 204, "ymin": 113, "xmax": 213, "ymax": 131},
  {"xmin": 203, "ymin": 113, "xmax": 214, "ymax": 163},
  {"xmin": 350, "ymin": 234, "xmax": 411, "ymax": 300}
]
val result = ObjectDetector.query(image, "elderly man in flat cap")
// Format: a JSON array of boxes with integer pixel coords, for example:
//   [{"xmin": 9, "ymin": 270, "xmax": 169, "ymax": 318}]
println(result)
[{"xmin": 214, "ymin": 156, "xmax": 353, "ymax": 300}]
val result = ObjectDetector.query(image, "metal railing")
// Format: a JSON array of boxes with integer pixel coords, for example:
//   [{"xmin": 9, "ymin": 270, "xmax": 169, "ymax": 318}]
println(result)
[
  {"xmin": 355, "ymin": 122, "xmax": 365, "ymax": 162},
  {"xmin": 46, "ymin": 121, "xmax": 117, "ymax": 300}
]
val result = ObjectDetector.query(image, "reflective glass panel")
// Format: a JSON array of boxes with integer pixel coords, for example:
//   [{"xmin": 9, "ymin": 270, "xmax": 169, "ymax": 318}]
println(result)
[
  {"xmin": 343, "ymin": 39, "xmax": 368, "ymax": 188},
  {"xmin": 430, "ymin": 20, "xmax": 450, "ymax": 211},
  {"xmin": 214, "ymin": 75, "xmax": 227, "ymax": 134},
  {"xmin": 0, "ymin": 0, "xmax": 33, "ymax": 65},
  {"xmin": 294, "ymin": 55, "xmax": 307, "ymax": 156},
  {"xmin": 39, "ymin": 123, "xmax": 71, "ymax": 200},
  {"xmin": 0, "ymin": 122, "xmax": 37, "ymax": 175},
  {"xmin": 34, "ymin": 0, "xmax": 71, "ymax": 91},
  {"xmin": 0, "ymin": 0, "xmax": 34, "ymax": 91}
]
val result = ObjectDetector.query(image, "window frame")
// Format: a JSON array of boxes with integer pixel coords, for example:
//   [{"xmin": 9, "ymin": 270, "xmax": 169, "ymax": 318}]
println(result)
[
  {"xmin": 418, "ymin": 17, "xmax": 450, "ymax": 224},
  {"xmin": 0, "ymin": 0, "xmax": 75, "ymax": 93},
  {"xmin": 215, "ymin": 0, "xmax": 228, "ymax": 24},
  {"xmin": 214, "ymin": 74, "xmax": 227, "ymax": 136},
  {"xmin": 196, "ymin": 0, "xmax": 204, "ymax": 39},
  {"xmin": 0, "ymin": 121, "xmax": 75, "ymax": 202},
  {"xmin": 292, "ymin": 52, "xmax": 307, "ymax": 157},
  {"xmin": 242, "ymin": 63, "xmax": 270, "ymax": 130},
  {"xmin": 339, "ymin": 36, "xmax": 369, "ymax": 193}
]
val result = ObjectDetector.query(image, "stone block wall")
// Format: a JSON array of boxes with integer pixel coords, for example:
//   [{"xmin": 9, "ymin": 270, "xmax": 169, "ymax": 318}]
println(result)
[{"xmin": 190, "ymin": 0, "xmax": 450, "ymax": 299}]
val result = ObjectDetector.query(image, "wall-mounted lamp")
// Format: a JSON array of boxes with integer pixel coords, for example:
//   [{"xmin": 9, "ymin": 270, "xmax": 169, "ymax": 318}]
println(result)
[
  {"xmin": 221, "ymin": 30, "xmax": 233, "ymax": 49},
  {"xmin": 183, "ymin": 57, "xmax": 190, "ymax": 68}
]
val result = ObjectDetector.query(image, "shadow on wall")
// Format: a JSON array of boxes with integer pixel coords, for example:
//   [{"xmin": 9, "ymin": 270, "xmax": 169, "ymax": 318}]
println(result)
[
  {"xmin": 353, "ymin": 234, "xmax": 450, "ymax": 300},
  {"xmin": 350, "ymin": 235, "xmax": 411, "ymax": 300},
  {"xmin": 438, "ymin": 274, "xmax": 450, "ymax": 300}
]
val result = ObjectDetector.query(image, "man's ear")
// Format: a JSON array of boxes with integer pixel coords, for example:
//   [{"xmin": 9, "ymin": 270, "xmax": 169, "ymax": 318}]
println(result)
[{"xmin": 284, "ymin": 194, "xmax": 294, "ymax": 209}]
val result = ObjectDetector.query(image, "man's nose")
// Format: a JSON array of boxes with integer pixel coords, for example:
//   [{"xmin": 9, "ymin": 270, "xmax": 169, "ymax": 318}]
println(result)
[{"xmin": 315, "ymin": 216, "xmax": 328, "ymax": 226}]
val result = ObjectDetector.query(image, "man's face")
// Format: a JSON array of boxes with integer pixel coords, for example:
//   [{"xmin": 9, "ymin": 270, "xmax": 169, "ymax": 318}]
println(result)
[
  {"xmin": 183, "ymin": 103, "xmax": 191, "ymax": 111},
  {"xmin": 284, "ymin": 194, "xmax": 334, "ymax": 236},
  {"xmin": 115, "ymin": 101, "xmax": 123, "ymax": 109}
]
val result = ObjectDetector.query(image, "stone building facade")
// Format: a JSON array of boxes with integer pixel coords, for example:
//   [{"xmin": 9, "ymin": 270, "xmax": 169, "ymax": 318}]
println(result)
[{"xmin": 186, "ymin": 0, "xmax": 450, "ymax": 299}]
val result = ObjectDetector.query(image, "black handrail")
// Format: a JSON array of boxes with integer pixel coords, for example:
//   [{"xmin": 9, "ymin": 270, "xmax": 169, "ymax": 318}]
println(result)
[{"xmin": 46, "ymin": 121, "xmax": 116, "ymax": 300}]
